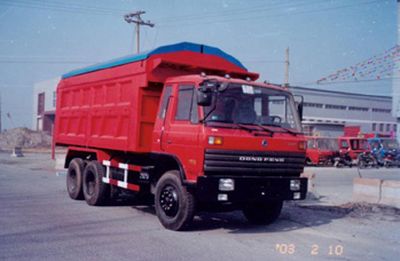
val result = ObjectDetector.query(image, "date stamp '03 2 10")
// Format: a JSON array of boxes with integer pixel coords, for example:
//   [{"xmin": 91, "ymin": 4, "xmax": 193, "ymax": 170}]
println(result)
[{"xmin": 275, "ymin": 244, "xmax": 344, "ymax": 256}]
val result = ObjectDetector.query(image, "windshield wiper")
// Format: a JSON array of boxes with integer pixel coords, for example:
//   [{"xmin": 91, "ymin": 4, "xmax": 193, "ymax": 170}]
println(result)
[
  {"xmin": 204, "ymin": 120, "xmax": 237, "ymax": 129},
  {"xmin": 236, "ymin": 123, "xmax": 258, "ymax": 134},
  {"xmin": 261, "ymin": 123, "xmax": 302, "ymax": 136},
  {"xmin": 236, "ymin": 123, "xmax": 274, "ymax": 136}
]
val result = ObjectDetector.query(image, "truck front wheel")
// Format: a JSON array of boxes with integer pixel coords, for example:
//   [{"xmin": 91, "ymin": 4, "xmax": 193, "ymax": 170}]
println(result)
[
  {"xmin": 82, "ymin": 161, "xmax": 110, "ymax": 206},
  {"xmin": 242, "ymin": 201, "xmax": 283, "ymax": 225},
  {"xmin": 155, "ymin": 171, "xmax": 195, "ymax": 231},
  {"xmin": 66, "ymin": 158, "xmax": 85, "ymax": 200}
]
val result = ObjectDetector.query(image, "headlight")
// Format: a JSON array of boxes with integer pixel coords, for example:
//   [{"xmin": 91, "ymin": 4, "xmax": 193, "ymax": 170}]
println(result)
[
  {"xmin": 290, "ymin": 179, "xmax": 301, "ymax": 191},
  {"xmin": 219, "ymin": 178, "xmax": 235, "ymax": 191},
  {"xmin": 298, "ymin": 141, "xmax": 306, "ymax": 150}
]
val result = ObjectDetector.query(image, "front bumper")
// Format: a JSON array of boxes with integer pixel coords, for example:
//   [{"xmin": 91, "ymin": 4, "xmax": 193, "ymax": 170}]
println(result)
[{"xmin": 196, "ymin": 176, "xmax": 307, "ymax": 204}]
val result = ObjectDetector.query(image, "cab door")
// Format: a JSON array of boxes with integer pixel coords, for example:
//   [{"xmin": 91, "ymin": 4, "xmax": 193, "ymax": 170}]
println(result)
[{"xmin": 162, "ymin": 84, "xmax": 202, "ymax": 181}]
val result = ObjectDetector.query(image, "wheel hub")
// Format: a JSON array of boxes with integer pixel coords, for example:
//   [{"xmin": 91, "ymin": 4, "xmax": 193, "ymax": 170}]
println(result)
[
  {"xmin": 68, "ymin": 171, "xmax": 77, "ymax": 192},
  {"xmin": 160, "ymin": 185, "xmax": 179, "ymax": 217}
]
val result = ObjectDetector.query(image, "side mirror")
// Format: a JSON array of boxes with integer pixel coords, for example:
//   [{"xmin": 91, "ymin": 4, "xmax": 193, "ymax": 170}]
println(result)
[
  {"xmin": 297, "ymin": 102, "xmax": 303, "ymax": 122},
  {"xmin": 197, "ymin": 89, "xmax": 212, "ymax": 106},
  {"xmin": 294, "ymin": 95, "xmax": 304, "ymax": 122}
]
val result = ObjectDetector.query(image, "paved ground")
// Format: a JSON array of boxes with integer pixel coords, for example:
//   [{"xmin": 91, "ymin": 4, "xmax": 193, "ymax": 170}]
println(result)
[
  {"xmin": 307, "ymin": 166, "xmax": 400, "ymax": 205},
  {"xmin": 1, "ymin": 152, "xmax": 400, "ymax": 261}
]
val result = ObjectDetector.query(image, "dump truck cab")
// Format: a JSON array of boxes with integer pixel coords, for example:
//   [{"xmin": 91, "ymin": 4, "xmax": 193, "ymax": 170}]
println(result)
[{"xmin": 152, "ymin": 74, "xmax": 307, "ymax": 209}]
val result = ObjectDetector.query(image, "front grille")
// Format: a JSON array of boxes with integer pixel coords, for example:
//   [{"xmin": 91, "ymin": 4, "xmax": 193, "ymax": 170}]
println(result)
[{"xmin": 204, "ymin": 149, "xmax": 305, "ymax": 176}]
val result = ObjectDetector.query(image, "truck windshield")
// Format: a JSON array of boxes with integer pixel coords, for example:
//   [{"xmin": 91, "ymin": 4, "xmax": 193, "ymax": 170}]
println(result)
[
  {"xmin": 204, "ymin": 83, "xmax": 301, "ymax": 131},
  {"xmin": 350, "ymin": 139, "xmax": 368, "ymax": 150},
  {"xmin": 317, "ymin": 138, "xmax": 339, "ymax": 151}
]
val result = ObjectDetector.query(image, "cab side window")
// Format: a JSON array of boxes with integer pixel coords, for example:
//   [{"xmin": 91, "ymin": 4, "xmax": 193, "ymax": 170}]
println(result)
[
  {"xmin": 175, "ymin": 85, "xmax": 198, "ymax": 124},
  {"xmin": 158, "ymin": 86, "xmax": 172, "ymax": 119}
]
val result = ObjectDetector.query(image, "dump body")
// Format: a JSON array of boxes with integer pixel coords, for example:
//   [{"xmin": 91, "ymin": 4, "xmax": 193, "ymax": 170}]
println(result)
[{"xmin": 54, "ymin": 42, "xmax": 257, "ymax": 152}]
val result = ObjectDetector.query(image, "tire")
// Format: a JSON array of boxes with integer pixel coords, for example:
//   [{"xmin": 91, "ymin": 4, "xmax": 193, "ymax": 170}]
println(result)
[
  {"xmin": 66, "ymin": 158, "xmax": 85, "ymax": 200},
  {"xmin": 305, "ymin": 158, "xmax": 312, "ymax": 166},
  {"xmin": 82, "ymin": 161, "xmax": 110, "ymax": 206},
  {"xmin": 154, "ymin": 171, "xmax": 195, "ymax": 231},
  {"xmin": 334, "ymin": 160, "xmax": 341, "ymax": 168},
  {"xmin": 242, "ymin": 201, "xmax": 283, "ymax": 225}
]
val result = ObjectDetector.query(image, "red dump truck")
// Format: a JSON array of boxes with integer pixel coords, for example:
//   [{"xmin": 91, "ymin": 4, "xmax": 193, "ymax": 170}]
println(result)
[{"xmin": 54, "ymin": 42, "xmax": 307, "ymax": 230}]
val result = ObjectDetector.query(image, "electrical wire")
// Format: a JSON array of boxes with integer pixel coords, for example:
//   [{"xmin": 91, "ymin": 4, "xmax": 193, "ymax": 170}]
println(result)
[{"xmin": 158, "ymin": 0, "xmax": 382, "ymax": 28}]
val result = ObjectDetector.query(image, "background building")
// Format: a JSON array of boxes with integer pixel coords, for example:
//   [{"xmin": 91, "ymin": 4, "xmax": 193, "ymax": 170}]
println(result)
[
  {"xmin": 291, "ymin": 86, "xmax": 396, "ymax": 137},
  {"xmin": 32, "ymin": 78, "xmax": 59, "ymax": 134}
]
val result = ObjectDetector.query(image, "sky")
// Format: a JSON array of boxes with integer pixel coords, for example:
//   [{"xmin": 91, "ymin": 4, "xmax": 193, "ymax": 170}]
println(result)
[{"xmin": 0, "ymin": 0, "xmax": 397, "ymax": 129}]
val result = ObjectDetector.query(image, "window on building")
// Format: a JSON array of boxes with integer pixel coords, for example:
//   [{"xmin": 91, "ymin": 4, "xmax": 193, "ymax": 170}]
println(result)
[
  {"xmin": 394, "ymin": 124, "xmax": 397, "ymax": 132},
  {"xmin": 37, "ymin": 92, "xmax": 45, "ymax": 115},
  {"xmin": 372, "ymin": 123, "xmax": 376, "ymax": 131},
  {"xmin": 52, "ymin": 91, "xmax": 56, "ymax": 108},
  {"xmin": 325, "ymin": 104, "xmax": 347, "ymax": 110},
  {"xmin": 379, "ymin": 123, "xmax": 384, "ymax": 132},
  {"xmin": 175, "ymin": 85, "xmax": 195, "ymax": 121},
  {"xmin": 386, "ymin": 124, "xmax": 390, "ymax": 132},
  {"xmin": 348, "ymin": 106, "xmax": 369, "ymax": 112},
  {"xmin": 372, "ymin": 108, "xmax": 391, "ymax": 113},
  {"xmin": 303, "ymin": 102, "xmax": 323, "ymax": 108}
]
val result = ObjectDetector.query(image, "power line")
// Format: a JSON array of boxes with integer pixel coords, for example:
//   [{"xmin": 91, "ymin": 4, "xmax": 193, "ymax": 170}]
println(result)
[
  {"xmin": 0, "ymin": 0, "xmax": 123, "ymax": 16},
  {"xmin": 292, "ymin": 76, "xmax": 398, "ymax": 86},
  {"xmin": 23, "ymin": 0, "xmax": 129, "ymax": 13},
  {"xmin": 157, "ymin": 0, "xmax": 325, "ymax": 24},
  {"xmin": 317, "ymin": 77, "xmax": 398, "ymax": 85},
  {"xmin": 0, "ymin": 60, "xmax": 96, "ymax": 64},
  {"xmin": 317, "ymin": 45, "xmax": 399, "ymax": 84},
  {"xmin": 0, "ymin": 0, "xmax": 380, "ymax": 27},
  {"xmin": 0, "ymin": 0, "xmax": 328, "ymax": 21},
  {"xmin": 158, "ymin": 0, "xmax": 381, "ymax": 28}
]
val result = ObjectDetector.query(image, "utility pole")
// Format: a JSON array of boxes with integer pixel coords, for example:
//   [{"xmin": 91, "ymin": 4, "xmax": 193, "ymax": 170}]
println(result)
[
  {"xmin": 284, "ymin": 47, "xmax": 290, "ymax": 87},
  {"xmin": 0, "ymin": 92, "xmax": 2, "ymax": 133},
  {"xmin": 124, "ymin": 11, "xmax": 154, "ymax": 54}
]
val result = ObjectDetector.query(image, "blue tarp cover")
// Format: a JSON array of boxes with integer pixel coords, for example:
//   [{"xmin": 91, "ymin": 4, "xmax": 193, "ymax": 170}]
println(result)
[{"xmin": 62, "ymin": 42, "xmax": 246, "ymax": 79}]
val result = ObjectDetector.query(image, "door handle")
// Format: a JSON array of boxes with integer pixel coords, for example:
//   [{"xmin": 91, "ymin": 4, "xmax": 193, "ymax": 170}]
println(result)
[{"xmin": 167, "ymin": 140, "xmax": 172, "ymax": 144}]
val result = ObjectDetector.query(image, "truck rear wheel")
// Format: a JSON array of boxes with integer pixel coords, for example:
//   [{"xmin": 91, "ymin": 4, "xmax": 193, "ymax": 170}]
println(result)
[
  {"xmin": 242, "ymin": 201, "xmax": 283, "ymax": 225},
  {"xmin": 155, "ymin": 171, "xmax": 195, "ymax": 231},
  {"xmin": 82, "ymin": 161, "xmax": 110, "ymax": 206},
  {"xmin": 66, "ymin": 158, "xmax": 85, "ymax": 200}
]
